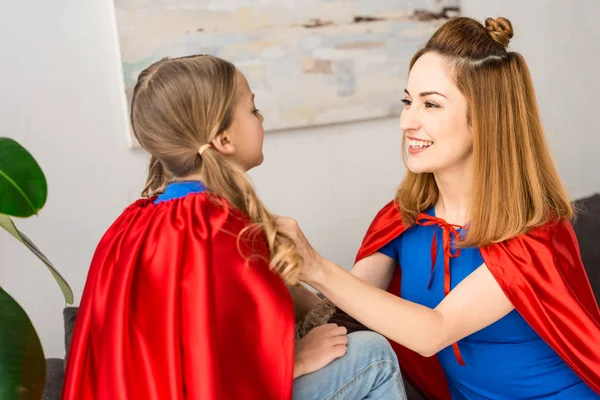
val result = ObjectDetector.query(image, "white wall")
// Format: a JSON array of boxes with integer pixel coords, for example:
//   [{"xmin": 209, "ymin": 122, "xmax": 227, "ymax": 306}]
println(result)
[
  {"xmin": 0, "ymin": 0, "xmax": 148, "ymax": 358},
  {"xmin": 0, "ymin": 0, "xmax": 598, "ymax": 358},
  {"xmin": 461, "ymin": 0, "xmax": 600, "ymax": 196}
]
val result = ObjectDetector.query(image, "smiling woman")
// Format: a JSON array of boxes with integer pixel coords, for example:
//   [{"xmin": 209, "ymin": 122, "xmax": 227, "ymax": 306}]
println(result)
[
  {"xmin": 277, "ymin": 16, "xmax": 600, "ymax": 400},
  {"xmin": 400, "ymin": 75, "xmax": 470, "ymax": 164},
  {"xmin": 399, "ymin": 52, "xmax": 474, "ymax": 218}
]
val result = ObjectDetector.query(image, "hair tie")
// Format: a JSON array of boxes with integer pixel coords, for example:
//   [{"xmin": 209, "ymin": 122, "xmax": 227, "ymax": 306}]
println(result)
[{"xmin": 198, "ymin": 143, "xmax": 212, "ymax": 156}]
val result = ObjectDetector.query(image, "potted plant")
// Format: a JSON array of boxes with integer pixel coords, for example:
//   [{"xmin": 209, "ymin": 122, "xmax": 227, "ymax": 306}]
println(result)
[{"xmin": 0, "ymin": 137, "xmax": 73, "ymax": 399}]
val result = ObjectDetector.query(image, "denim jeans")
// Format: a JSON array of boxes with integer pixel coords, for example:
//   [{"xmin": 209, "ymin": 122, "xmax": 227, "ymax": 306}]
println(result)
[{"xmin": 293, "ymin": 331, "xmax": 407, "ymax": 400}]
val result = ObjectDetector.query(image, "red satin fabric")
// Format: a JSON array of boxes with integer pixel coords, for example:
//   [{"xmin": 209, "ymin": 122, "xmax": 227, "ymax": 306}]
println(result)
[
  {"xmin": 62, "ymin": 194, "xmax": 295, "ymax": 400},
  {"xmin": 355, "ymin": 201, "xmax": 600, "ymax": 399},
  {"xmin": 415, "ymin": 214, "xmax": 464, "ymax": 366}
]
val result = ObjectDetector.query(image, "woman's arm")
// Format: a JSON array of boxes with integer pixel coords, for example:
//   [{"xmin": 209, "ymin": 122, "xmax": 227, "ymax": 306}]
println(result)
[
  {"xmin": 310, "ymin": 259, "xmax": 514, "ymax": 357},
  {"xmin": 350, "ymin": 252, "xmax": 397, "ymax": 290},
  {"xmin": 287, "ymin": 249, "xmax": 397, "ymax": 319},
  {"xmin": 288, "ymin": 246, "xmax": 396, "ymax": 320},
  {"xmin": 277, "ymin": 216, "xmax": 514, "ymax": 357}
]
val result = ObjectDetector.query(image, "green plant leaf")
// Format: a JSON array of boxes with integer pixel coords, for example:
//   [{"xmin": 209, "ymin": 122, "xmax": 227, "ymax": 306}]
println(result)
[
  {"xmin": 0, "ymin": 214, "xmax": 74, "ymax": 304},
  {"xmin": 0, "ymin": 286, "xmax": 46, "ymax": 400},
  {"xmin": 0, "ymin": 138, "xmax": 47, "ymax": 218}
]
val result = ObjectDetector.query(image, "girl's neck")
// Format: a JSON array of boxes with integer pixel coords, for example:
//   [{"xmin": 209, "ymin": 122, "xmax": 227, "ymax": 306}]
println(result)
[{"xmin": 174, "ymin": 173, "xmax": 204, "ymax": 182}]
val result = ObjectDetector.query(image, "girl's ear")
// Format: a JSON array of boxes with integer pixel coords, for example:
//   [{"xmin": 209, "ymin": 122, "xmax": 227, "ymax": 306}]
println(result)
[{"xmin": 211, "ymin": 130, "xmax": 236, "ymax": 156}]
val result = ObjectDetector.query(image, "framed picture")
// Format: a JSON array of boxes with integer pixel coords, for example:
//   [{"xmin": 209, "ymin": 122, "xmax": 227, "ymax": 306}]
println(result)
[{"xmin": 114, "ymin": 0, "xmax": 459, "ymax": 146}]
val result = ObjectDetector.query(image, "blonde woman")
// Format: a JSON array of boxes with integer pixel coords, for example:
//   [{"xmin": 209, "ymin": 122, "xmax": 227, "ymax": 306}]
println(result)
[{"xmin": 280, "ymin": 17, "xmax": 600, "ymax": 399}]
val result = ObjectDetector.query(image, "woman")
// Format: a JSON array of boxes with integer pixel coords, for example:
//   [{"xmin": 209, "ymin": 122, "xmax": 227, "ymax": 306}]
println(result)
[{"xmin": 279, "ymin": 16, "xmax": 600, "ymax": 399}]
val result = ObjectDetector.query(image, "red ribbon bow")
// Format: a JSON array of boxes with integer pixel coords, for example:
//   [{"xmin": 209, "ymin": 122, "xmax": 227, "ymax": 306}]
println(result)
[{"xmin": 416, "ymin": 212, "xmax": 465, "ymax": 365}]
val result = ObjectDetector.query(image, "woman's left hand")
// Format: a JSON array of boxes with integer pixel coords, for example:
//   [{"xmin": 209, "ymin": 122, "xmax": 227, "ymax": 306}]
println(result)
[{"xmin": 276, "ymin": 216, "xmax": 325, "ymax": 284}]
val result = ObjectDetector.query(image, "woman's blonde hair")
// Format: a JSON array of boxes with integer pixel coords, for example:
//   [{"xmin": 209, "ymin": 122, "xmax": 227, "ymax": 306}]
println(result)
[
  {"xmin": 397, "ymin": 17, "xmax": 572, "ymax": 247},
  {"xmin": 131, "ymin": 55, "xmax": 300, "ymax": 284}
]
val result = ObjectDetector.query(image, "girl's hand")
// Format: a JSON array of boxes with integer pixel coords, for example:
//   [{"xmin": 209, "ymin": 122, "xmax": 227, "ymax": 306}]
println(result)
[{"xmin": 293, "ymin": 324, "xmax": 348, "ymax": 379}]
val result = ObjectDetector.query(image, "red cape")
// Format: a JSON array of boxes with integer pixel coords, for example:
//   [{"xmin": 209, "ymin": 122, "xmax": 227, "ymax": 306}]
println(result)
[
  {"xmin": 62, "ymin": 194, "xmax": 294, "ymax": 400},
  {"xmin": 355, "ymin": 201, "xmax": 600, "ymax": 399}
]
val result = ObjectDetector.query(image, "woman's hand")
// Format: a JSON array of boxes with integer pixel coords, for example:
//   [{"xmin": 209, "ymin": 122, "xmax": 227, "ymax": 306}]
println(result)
[
  {"xmin": 276, "ymin": 216, "xmax": 325, "ymax": 285},
  {"xmin": 293, "ymin": 324, "xmax": 348, "ymax": 379}
]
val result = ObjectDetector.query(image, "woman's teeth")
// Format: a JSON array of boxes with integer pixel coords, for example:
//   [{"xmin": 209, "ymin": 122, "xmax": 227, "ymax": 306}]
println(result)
[{"xmin": 408, "ymin": 139, "xmax": 434, "ymax": 148}]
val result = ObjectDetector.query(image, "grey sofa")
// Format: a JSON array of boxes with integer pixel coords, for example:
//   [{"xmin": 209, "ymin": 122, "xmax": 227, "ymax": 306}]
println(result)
[
  {"xmin": 42, "ymin": 307, "xmax": 76, "ymax": 400},
  {"xmin": 42, "ymin": 193, "xmax": 600, "ymax": 400}
]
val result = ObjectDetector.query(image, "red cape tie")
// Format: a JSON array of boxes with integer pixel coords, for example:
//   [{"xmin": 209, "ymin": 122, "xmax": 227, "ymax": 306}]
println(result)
[{"xmin": 416, "ymin": 213, "xmax": 465, "ymax": 366}]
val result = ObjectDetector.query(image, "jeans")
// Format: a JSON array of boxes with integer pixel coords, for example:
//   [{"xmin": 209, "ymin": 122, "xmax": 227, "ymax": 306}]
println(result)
[{"xmin": 293, "ymin": 331, "xmax": 407, "ymax": 400}]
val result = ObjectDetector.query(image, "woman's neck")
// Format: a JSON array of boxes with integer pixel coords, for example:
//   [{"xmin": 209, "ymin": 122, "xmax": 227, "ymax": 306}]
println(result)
[{"xmin": 433, "ymin": 164, "xmax": 473, "ymax": 226}]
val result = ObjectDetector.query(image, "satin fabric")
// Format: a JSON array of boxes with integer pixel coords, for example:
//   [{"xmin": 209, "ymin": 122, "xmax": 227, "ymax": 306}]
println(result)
[
  {"xmin": 62, "ymin": 193, "xmax": 295, "ymax": 400},
  {"xmin": 415, "ymin": 213, "xmax": 464, "ymax": 366},
  {"xmin": 355, "ymin": 201, "xmax": 600, "ymax": 399}
]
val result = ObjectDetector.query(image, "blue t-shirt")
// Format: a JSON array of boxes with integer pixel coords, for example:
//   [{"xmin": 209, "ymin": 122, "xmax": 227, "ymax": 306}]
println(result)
[
  {"xmin": 378, "ymin": 207, "xmax": 597, "ymax": 399},
  {"xmin": 154, "ymin": 181, "xmax": 206, "ymax": 204}
]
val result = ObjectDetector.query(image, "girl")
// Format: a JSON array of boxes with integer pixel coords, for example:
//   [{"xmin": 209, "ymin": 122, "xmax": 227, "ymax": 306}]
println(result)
[
  {"xmin": 279, "ymin": 17, "xmax": 600, "ymax": 399},
  {"xmin": 62, "ymin": 55, "xmax": 406, "ymax": 399}
]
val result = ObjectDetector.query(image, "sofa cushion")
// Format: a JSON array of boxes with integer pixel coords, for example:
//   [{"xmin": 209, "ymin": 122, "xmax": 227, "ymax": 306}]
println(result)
[
  {"xmin": 572, "ymin": 193, "xmax": 600, "ymax": 303},
  {"xmin": 63, "ymin": 307, "xmax": 78, "ymax": 355},
  {"xmin": 42, "ymin": 358, "xmax": 64, "ymax": 400}
]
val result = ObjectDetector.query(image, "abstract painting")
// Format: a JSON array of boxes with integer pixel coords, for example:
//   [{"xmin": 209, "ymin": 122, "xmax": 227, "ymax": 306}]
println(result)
[{"xmin": 114, "ymin": 0, "xmax": 459, "ymax": 145}]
